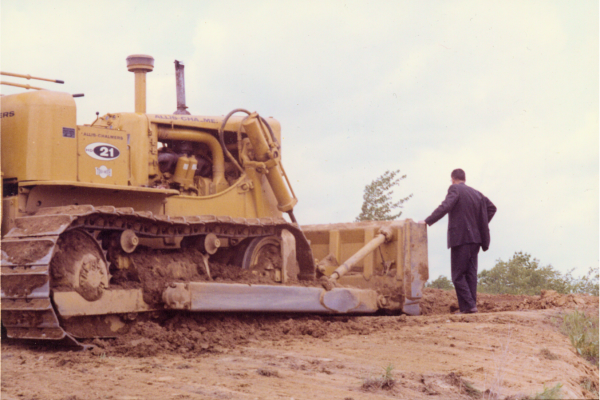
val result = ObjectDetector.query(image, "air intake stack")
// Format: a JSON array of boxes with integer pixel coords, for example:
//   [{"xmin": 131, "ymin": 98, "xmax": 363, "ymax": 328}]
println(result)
[
  {"xmin": 174, "ymin": 60, "xmax": 190, "ymax": 115},
  {"xmin": 126, "ymin": 54, "xmax": 154, "ymax": 113}
]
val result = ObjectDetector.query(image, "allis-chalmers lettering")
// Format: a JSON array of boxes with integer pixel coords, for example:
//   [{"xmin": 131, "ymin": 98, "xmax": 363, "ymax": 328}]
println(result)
[
  {"xmin": 1, "ymin": 111, "xmax": 15, "ymax": 118},
  {"xmin": 153, "ymin": 114, "xmax": 217, "ymax": 123},
  {"xmin": 82, "ymin": 131, "xmax": 124, "ymax": 141}
]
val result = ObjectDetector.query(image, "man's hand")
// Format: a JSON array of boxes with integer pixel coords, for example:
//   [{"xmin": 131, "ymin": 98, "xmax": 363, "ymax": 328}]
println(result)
[{"xmin": 418, "ymin": 220, "xmax": 427, "ymax": 224}]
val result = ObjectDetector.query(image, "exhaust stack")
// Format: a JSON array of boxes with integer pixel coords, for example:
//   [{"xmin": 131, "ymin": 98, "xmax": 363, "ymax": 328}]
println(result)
[
  {"xmin": 126, "ymin": 54, "xmax": 154, "ymax": 113},
  {"xmin": 174, "ymin": 60, "xmax": 190, "ymax": 115}
]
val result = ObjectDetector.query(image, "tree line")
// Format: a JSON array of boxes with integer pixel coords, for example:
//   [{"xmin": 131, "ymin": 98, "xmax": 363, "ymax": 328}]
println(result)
[{"xmin": 427, "ymin": 251, "xmax": 599, "ymax": 296}]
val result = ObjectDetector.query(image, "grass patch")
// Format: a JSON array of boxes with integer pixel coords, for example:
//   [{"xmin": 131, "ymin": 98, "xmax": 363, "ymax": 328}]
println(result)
[
  {"xmin": 559, "ymin": 311, "xmax": 599, "ymax": 366},
  {"xmin": 580, "ymin": 377, "xmax": 599, "ymax": 398},
  {"xmin": 361, "ymin": 364, "xmax": 396, "ymax": 391},
  {"xmin": 530, "ymin": 383, "xmax": 563, "ymax": 399}
]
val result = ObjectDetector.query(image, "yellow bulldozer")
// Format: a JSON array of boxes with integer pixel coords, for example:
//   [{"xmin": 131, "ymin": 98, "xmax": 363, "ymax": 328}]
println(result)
[{"xmin": 1, "ymin": 55, "xmax": 428, "ymax": 347}]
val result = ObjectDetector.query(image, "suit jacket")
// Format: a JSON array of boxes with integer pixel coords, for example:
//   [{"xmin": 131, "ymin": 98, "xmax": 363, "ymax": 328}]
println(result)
[{"xmin": 425, "ymin": 183, "xmax": 496, "ymax": 251}]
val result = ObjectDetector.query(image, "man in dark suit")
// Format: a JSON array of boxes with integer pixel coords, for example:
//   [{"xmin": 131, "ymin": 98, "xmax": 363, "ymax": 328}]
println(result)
[{"xmin": 420, "ymin": 169, "xmax": 497, "ymax": 314}]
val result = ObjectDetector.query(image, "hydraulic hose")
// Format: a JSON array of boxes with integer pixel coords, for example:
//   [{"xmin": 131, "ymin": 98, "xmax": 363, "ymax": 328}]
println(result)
[
  {"xmin": 218, "ymin": 108, "xmax": 281, "ymax": 174},
  {"xmin": 218, "ymin": 109, "xmax": 250, "ymax": 174}
]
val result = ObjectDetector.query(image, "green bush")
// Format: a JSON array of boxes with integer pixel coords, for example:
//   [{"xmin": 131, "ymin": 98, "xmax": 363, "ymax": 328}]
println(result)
[
  {"xmin": 530, "ymin": 383, "xmax": 563, "ymax": 399},
  {"xmin": 568, "ymin": 267, "xmax": 600, "ymax": 296},
  {"xmin": 580, "ymin": 377, "xmax": 599, "ymax": 398},
  {"xmin": 477, "ymin": 252, "xmax": 599, "ymax": 296},
  {"xmin": 559, "ymin": 311, "xmax": 599, "ymax": 366},
  {"xmin": 478, "ymin": 252, "xmax": 564, "ymax": 295},
  {"xmin": 427, "ymin": 252, "xmax": 598, "ymax": 297},
  {"xmin": 425, "ymin": 275, "xmax": 454, "ymax": 290}
]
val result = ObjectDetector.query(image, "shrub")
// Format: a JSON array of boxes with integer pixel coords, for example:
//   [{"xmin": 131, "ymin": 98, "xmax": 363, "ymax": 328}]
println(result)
[
  {"xmin": 559, "ymin": 311, "xmax": 599, "ymax": 366},
  {"xmin": 428, "ymin": 252, "xmax": 598, "ymax": 298},
  {"xmin": 580, "ymin": 377, "xmax": 599, "ymax": 398},
  {"xmin": 425, "ymin": 275, "xmax": 454, "ymax": 290},
  {"xmin": 530, "ymin": 383, "xmax": 563, "ymax": 399},
  {"xmin": 568, "ymin": 267, "xmax": 599, "ymax": 296},
  {"xmin": 478, "ymin": 252, "xmax": 564, "ymax": 295},
  {"xmin": 361, "ymin": 364, "xmax": 396, "ymax": 391}
]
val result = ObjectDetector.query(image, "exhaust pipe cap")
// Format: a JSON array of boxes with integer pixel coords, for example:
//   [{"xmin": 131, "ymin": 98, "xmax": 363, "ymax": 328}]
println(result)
[{"xmin": 126, "ymin": 54, "xmax": 154, "ymax": 72}]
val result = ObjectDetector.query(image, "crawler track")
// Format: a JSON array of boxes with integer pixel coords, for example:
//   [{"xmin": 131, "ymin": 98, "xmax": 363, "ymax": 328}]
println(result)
[{"xmin": 1, "ymin": 205, "xmax": 316, "ymax": 347}]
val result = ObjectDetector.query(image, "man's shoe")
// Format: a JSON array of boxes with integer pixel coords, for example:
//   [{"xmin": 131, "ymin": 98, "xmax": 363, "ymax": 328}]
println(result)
[{"xmin": 454, "ymin": 307, "xmax": 478, "ymax": 315}]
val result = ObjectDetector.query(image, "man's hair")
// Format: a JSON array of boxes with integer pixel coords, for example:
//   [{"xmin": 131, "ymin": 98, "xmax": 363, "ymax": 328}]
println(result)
[{"xmin": 451, "ymin": 169, "xmax": 466, "ymax": 181}]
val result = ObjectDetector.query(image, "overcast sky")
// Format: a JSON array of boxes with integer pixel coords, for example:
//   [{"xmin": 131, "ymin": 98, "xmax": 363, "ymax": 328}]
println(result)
[{"xmin": 2, "ymin": 1, "xmax": 598, "ymax": 280}]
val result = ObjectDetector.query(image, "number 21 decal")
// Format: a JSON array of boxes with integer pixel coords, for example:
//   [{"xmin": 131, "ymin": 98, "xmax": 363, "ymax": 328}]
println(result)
[{"xmin": 85, "ymin": 143, "xmax": 121, "ymax": 161}]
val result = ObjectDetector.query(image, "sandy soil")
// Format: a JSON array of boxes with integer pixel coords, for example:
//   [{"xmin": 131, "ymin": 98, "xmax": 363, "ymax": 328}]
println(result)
[{"xmin": 1, "ymin": 289, "xmax": 598, "ymax": 400}]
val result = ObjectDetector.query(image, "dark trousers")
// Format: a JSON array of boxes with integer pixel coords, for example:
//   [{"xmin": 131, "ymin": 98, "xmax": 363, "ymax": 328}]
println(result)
[{"xmin": 451, "ymin": 243, "xmax": 480, "ymax": 311}]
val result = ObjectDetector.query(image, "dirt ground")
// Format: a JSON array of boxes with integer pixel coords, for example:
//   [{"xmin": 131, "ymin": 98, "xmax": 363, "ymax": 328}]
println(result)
[{"xmin": 1, "ymin": 288, "xmax": 598, "ymax": 400}]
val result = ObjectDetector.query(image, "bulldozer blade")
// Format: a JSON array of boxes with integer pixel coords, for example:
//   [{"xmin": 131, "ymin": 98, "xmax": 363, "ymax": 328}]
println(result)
[
  {"xmin": 163, "ymin": 282, "xmax": 379, "ymax": 314},
  {"xmin": 303, "ymin": 220, "xmax": 428, "ymax": 314}
]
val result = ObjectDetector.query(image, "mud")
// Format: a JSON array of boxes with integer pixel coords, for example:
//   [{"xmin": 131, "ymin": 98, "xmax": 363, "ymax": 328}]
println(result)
[
  {"xmin": 89, "ymin": 312, "xmax": 373, "ymax": 358},
  {"xmin": 35, "ymin": 205, "xmax": 95, "ymax": 216},
  {"xmin": 0, "ymin": 275, "xmax": 48, "ymax": 297},
  {"xmin": 13, "ymin": 214, "xmax": 73, "ymax": 236},
  {"xmin": 1, "ymin": 240, "xmax": 54, "ymax": 265},
  {"xmin": 110, "ymin": 247, "xmax": 305, "ymax": 306},
  {"xmin": 418, "ymin": 261, "xmax": 429, "ymax": 282},
  {"xmin": 126, "ymin": 249, "xmax": 207, "ymax": 305},
  {"xmin": 109, "ymin": 246, "xmax": 322, "ymax": 306},
  {"xmin": 50, "ymin": 230, "xmax": 108, "ymax": 301}
]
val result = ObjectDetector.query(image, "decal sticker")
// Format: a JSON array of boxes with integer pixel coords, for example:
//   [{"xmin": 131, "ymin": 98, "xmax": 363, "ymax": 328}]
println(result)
[
  {"xmin": 85, "ymin": 143, "xmax": 121, "ymax": 161},
  {"xmin": 95, "ymin": 166, "xmax": 112, "ymax": 179},
  {"xmin": 63, "ymin": 127, "xmax": 75, "ymax": 138}
]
